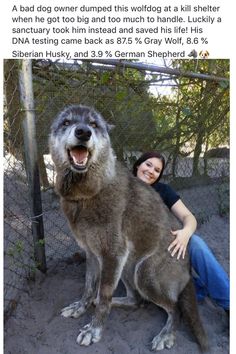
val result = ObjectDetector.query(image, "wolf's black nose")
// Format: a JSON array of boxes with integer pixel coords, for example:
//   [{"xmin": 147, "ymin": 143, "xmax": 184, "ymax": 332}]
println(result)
[{"xmin": 74, "ymin": 126, "xmax": 92, "ymax": 141}]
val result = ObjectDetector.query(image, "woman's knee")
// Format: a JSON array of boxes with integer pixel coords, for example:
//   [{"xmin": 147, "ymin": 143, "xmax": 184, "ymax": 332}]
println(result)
[{"xmin": 188, "ymin": 234, "xmax": 210, "ymax": 256}]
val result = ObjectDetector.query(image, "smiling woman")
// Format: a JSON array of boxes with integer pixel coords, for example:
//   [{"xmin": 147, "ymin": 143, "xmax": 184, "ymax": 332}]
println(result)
[
  {"xmin": 132, "ymin": 151, "xmax": 229, "ymax": 311},
  {"xmin": 133, "ymin": 151, "xmax": 166, "ymax": 185},
  {"xmin": 137, "ymin": 158, "xmax": 163, "ymax": 185}
]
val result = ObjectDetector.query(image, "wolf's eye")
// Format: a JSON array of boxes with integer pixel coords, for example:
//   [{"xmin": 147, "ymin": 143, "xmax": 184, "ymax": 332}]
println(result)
[
  {"xmin": 63, "ymin": 120, "xmax": 70, "ymax": 126},
  {"xmin": 90, "ymin": 122, "xmax": 97, "ymax": 128}
]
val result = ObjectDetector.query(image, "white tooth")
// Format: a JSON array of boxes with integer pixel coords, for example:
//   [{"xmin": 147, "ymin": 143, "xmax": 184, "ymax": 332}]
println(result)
[{"xmin": 73, "ymin": 156, "xmax": 88, "ymax": 166}]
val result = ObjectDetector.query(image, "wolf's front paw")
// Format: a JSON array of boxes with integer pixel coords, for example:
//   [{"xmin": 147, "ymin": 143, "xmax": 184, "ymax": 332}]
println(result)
[
  {"xmin": 76, "ymin": 323, "xmax": 102, "ymax": 346},
  {"xmin": 61, "ymin": 301, "xmax": 86, "ymax": 318}
]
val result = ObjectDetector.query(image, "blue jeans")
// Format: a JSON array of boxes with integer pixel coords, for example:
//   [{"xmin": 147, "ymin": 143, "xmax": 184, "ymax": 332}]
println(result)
[{"xmin": 188, "ymin": 234, "xmax": 229, "ymax": 310}]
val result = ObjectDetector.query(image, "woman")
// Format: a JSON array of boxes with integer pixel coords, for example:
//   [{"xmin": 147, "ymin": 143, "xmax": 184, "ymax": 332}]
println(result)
[{"xmin": 132, "ymin": 151, "xmax": 229, "ymax": 311}]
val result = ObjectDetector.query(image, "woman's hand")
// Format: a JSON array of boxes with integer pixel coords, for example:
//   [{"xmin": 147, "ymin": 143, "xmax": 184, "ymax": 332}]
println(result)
[
  {"xmin": 169, "ymin": 199, "xmax": 197, "ymax": 259},
  {"xmin": 168, "ymin": 229, "xmax": 191, "ymax": 260}
]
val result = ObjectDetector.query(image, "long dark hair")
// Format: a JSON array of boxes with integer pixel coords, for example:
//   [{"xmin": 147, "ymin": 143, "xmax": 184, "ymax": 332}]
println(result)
[{"xmin": 132, "ymin": 151, "xmax": 166, "ymax": 184}]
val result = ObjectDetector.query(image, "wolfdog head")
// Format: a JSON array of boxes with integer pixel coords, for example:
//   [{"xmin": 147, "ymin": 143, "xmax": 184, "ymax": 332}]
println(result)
[{"xmin": 50, "ymin": 105, "xmax": 113, "ymax": 174}]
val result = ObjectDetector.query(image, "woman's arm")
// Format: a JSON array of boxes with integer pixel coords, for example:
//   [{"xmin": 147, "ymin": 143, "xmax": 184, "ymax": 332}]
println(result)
[{"xmin": 168, "ymin": 199, "xmax": 197, "ymax": 260}]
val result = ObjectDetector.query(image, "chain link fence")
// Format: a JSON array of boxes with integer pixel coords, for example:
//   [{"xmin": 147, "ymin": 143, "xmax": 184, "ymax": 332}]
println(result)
[{"xmin": 4, "ymin": 58, "xmax": 229, "ymax": 319}]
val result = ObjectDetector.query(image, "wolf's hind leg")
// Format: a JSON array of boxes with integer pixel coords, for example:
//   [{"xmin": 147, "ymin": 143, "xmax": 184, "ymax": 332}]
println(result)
[
  {"xmin": 135, "ymin": 257, "xmax": 181, "ymax": 351},
  {"xmin": 61, "ymin": 251, "xmax": 100, "ymax": 319},
  {"xmin": 151, "ymin": 308, "xmax": 178, "ymax": 351}
]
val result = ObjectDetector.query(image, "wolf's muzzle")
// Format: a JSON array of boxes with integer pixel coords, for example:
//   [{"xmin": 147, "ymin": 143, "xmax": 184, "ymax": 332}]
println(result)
[{"xmin": 75, "ymin": 125, "xmax": 92, "ymax": 142}]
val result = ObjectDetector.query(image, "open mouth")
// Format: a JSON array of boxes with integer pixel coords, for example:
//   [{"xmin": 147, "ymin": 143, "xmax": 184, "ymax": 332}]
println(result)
[{"xmin": 67, "ymin": 146, "xmax": 90, "ymax": 171}]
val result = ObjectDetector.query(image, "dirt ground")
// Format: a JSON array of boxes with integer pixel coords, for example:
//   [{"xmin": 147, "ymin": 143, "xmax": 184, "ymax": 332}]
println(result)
[{"xmin": 4, "ymin": 214, "xmax": 229, "ymax": 354}]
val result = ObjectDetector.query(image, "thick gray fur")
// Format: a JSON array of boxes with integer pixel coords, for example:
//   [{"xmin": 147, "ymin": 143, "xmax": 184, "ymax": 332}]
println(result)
[{"xmin": 49, "ymin": 105, "xmax": 208, "ymax": 351}]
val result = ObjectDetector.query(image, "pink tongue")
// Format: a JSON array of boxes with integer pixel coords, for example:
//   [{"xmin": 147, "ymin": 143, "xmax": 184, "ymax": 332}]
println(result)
[{"xmin": 70, "ymin": 147, "xmax": 88, "ymax": 163}]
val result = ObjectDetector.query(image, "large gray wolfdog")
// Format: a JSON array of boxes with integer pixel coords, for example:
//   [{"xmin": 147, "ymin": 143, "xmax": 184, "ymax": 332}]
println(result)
[{"xmin": 49, "ymin": 105, "xmax": 208, "ymax": 351}]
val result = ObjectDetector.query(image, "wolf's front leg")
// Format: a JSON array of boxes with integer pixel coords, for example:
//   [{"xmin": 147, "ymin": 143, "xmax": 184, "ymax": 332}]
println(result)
[
  {"xmin": 77, "ymin": 251, "xmax": 128, "ymax": 346},
  {"xmin": 61, "ymin": 251, "xmax": 99, "ymax": 318}
]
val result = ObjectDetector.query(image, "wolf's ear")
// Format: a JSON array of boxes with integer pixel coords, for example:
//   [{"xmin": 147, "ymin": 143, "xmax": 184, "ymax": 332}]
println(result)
[{"xmin": 107, "ymin": 123, "xmax": 115, "ymax": 132}]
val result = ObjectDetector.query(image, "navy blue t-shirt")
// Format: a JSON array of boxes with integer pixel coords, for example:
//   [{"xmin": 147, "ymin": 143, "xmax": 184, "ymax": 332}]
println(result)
[{"xmin": 151, "ymin": 182, "xmax": 180, "ymax": 209}]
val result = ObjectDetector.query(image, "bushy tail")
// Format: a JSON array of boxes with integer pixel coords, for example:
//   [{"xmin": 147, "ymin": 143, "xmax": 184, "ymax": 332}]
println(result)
[{"xmin": 178, "ymin": 279, "xmax": 209, "ymax": 352}]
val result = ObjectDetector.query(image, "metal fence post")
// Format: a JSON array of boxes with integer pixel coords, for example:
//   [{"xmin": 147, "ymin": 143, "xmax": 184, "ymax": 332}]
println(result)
[{"xmin": 19, "ymin": 59, "xmax": 47, "ymax": 273}]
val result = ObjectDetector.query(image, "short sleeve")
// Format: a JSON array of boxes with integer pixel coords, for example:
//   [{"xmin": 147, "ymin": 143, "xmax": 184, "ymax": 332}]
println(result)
[{"xmin": 151, "ymin": 182, "xmax": 180, "ymax": 209}]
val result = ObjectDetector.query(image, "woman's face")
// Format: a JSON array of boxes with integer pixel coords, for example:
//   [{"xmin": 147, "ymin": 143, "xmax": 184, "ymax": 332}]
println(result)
[{"xmin": 136, "ymin": 157, "xmax": 163, "ymax": 185}]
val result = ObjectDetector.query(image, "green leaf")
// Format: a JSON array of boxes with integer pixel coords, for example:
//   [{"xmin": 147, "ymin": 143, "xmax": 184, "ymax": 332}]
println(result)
[
  {"xmin": 182, "ymin": 107, "xmax": 192, "ymax": 116},
  {"xmin": 219, "ymin": 80, "xmax": 229, "ymax": 89},
  {"xmin": 100, "ymin": 72, "xmax": 110, "ymax": 85},
  {"xmin": 115, "ymin": 91, "xmax": 127, "ymax": 101}
]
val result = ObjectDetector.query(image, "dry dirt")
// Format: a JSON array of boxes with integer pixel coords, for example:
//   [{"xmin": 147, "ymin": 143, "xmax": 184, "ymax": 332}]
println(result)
[{"xmin": 4, "ymin": 214, "xmax": 229, "ymax": 354}]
